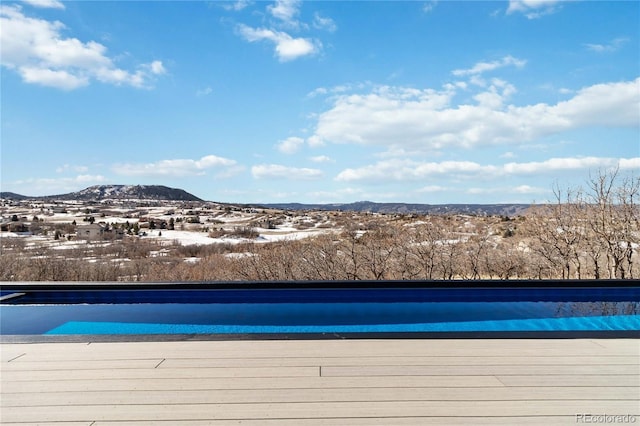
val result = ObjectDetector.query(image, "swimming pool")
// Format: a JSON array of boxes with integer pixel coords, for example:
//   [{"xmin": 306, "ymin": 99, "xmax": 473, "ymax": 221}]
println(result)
[{"xmin": 1, "ymin": 281, "xmax": 639, "ymax": 339}]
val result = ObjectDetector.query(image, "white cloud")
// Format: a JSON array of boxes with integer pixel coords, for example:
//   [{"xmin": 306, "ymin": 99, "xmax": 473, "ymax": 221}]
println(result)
[
  {"xmin": 236, "ymin": 2, "xmax": 333, "ymax": 62},
  {"xmin": 113, "ymin": 155, "xmax": 238, "ymax": 177},
  {"xmin": 21, "ymin": 0, "xmax": 65, "ymax": 9},
  {"xmin": 276, "ymin": 136, "xmax": 305, "ymax": 154},
  {"xmin": 307, "ymin": 87, "xmax": 328, "ymax": 97},
  {"xmin": 0, "ymin": 5, "xmax": 165, "ymax": 90},
  {"xmin": 196, "ymin": 86, "xmax": 213, "ymax": 97},
  {"xmin": 336, "ymin": 159, "xmax": 490, "ymax": 183},
  {"xmin": 422, "ymin": 1, "xmax": 438, "ymax": 13},
  {"xmin": 418, "ymin": 185, "xmax": 450, "ymax": 193},
  {"xmin": 252, "ymin": 164, "xmax": 323, "ymax": 180},
  {"xmin": 467, "ymin": 185, "xmax": 546, "ymax": 195},
  {"xmin": 313, "ymin": 12, "xmax": 337, "ymax": 32},
  {"xmin": 56, "ymin": 164, "xmax": 89, "ymax": 173},
  {"xmin": 11, "ymin": 175, "xmax": 107, "ymax": 194},
  {"xmin": 506, "ymin": 0, "xmax": 561, "ymax": 18},
  {"xmin": 473, "ymin": 78, "xmax": 516, "ymax": 109},
  {"xmin": 584, "ymin": 37, "xmax": 629, "ymax": 53},
  {"xmin": 619, "ymin": 158, "xmax": 640, "ymax": 170},
  {"xmin": 237, "ymin": 24, "xmax": 319, "ymax": 61},
  {"xmin": 307, "ymin": 82, "xmax": 368, "ymax": 98},
  {"xmin": 452, "ymin": 55, "xmax": 526, "ymax": 76},
  {"xmin": 309, "ymin": 155, "xmax": 333, "ymax": 163},
  {"xmin": 75, "ymin": 174, "xmax": 106, "ymax": 183},
  {"xmin": 220, "ymin": 0, "xmax": 251, "ymax": 11},
  {"xmin": 308, "ymin": 77, "xmax": 639, "ymax": 152},
  {"xmin": 503, "ymin": 156, "xmax": 640, "ymax": 174},
  {"xmin": 336, "ymin": 157, "xmax": 640, "ymax": 183},
  {"xmin": 306, "ymin": 135, "xmax": 325, "ymax": 147},
  {"xmin": 308, "ymin": 187, "xmax": 364, "ymax": 201},
  {"xmin": 513, "ymin": 185, "xmax": 545, "ymax": 194},
  {"xmin": 19, "ymin": 66, "xmax": 88, "ymax": 90},
  {"xmin": 148, "ymin": 60, "xmax": 166, "ymax": 75},
  {"xmin": 268, "ymin": 0, "xmax": 301, "ymax": 27},
  {"xmin": 553, "ymin": 79, "xmax": 640, "ymax": 127}
]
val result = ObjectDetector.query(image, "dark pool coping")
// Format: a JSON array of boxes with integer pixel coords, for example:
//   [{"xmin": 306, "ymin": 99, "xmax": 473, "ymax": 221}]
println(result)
[{"xmin": 2, "ymin": 278, "xmax": 639, "ymax": 291}]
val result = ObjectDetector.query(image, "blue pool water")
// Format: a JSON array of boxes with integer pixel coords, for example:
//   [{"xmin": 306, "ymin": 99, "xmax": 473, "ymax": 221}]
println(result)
[
  {"xmin": 1, "ymin": 285, "xmax": 639, "ymax": 336},
  {"xmin": 44, "ymin": 315, "xmax": 639, "ymax": 335}
]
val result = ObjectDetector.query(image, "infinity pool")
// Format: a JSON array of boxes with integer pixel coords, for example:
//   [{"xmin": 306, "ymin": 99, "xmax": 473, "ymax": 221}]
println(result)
[{"xmin": 1, "ymin": 282, "xmax": 639, "ymax": 338}]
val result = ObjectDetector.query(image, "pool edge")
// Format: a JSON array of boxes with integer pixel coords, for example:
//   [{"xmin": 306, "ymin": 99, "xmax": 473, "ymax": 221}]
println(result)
[{"xmin": 3, "ymin": 330, "xmax": 639, "ymax": 343}]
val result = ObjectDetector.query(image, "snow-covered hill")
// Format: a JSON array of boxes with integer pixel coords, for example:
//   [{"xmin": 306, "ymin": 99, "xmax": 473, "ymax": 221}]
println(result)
[{"xmin": 48, "ymin": 185, "xmax": 203, "ymax": 202}]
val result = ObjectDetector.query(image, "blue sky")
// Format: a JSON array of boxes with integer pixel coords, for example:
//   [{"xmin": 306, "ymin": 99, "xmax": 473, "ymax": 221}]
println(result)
[{"xmin": 1, "ymin": 0, "xmax": 638, "ymax": 204}]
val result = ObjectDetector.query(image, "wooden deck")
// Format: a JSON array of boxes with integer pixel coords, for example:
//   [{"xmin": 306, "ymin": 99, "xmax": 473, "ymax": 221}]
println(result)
[{"xmin": 1, "ymin": 339, "xmax": 639, "ymax": 425}]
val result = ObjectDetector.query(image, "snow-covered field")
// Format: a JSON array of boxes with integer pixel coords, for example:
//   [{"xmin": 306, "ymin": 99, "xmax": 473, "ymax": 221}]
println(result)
[
  {"xmin": 0, "ymin": 200, "xmax": 341, "ymax": 249},
  {"xmin": 139, "ymin": 227, "xmax": 333, "ymax": 246}
]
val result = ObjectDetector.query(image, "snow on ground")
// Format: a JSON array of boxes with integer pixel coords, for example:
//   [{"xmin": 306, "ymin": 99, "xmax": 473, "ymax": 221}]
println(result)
[
  {"xmin": 99, "ymin": 216, "xmax": 140, "ymax": 224},
  {"xmin": 140, "ymin": 226, "xmax": 334, "ymax": 246},
  {"xmin": 257, "ymin": 228, "xmax": 331, "ymax": 242},
  {"xmin": 224, "ymin": 252, "xmax": 255, "ymax": 259},
  {"xmin": 142, "ymin": 230, "xmax": 219, "ymax": 246},
  {"xmin": 0, "ymin": 232, "xmax": 25, "ymax": 238},
  {"xmin": 3, "ymin": 226, "xmax": 333, "ymax": 250},
  {"xmin": 49, "ymin": 241, "xmax": 89, "ymax": 250}
]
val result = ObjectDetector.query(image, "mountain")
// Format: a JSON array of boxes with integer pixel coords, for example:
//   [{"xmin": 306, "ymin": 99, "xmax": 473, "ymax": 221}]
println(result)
[
  {"xmin": 260, "ymin": 201, "xmax": 531, "ymax": 217},
  {"xmin": 0, "ymin": 192, "xmax": 29, "ymax": 200},
  {"xmin": 46, "ymin": 185, "xmax": 203, "ymax": 202},
  {"xmin": 4, "ymin": 186, "xmax": 530, "ymax": 216}
]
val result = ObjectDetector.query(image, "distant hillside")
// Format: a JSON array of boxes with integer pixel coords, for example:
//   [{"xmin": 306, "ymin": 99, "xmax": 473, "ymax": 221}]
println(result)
[
  {"xmin": 46, "ymin": 185, "xmax": 203, "ymax": 202},
  {"xmin": 4, "ymin": 186, "xmax": 530, "ymax": 215},
  {"xmin": 261, "ymin": 201, "xmax": 531, "ymax": 217},
  {"xmin": 0, "ymin": 192, "xmax": 29, "ymax": 200}
]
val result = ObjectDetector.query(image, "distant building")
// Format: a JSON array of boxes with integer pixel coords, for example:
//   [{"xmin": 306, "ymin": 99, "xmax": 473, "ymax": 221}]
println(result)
[
  {"xmin": 256, "ymin": 217, "xmax": 277, "ymax": 229},
  {"xmin": 103, "ymin": 227, "xmax": 126, "ymax": 240},
  {"xmin": 1, "ymin": 220, "xmax": 29, "ymax": 233},
  {"xmin": 76, "ymin": 223, "xmax": 104, "ymax": 240}
]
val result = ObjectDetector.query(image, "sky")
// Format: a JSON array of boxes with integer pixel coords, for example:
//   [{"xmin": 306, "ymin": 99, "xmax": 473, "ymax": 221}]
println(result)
[{"xmin": 1, "ymin": 0, "xmax": 638, "ymax": 204}]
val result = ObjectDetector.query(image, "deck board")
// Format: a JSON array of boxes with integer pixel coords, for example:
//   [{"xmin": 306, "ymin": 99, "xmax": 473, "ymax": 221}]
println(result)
[
  {"xmin": 6, "ymin": 355, "xmax": 639, "ymax": 368},
  {"xmin": 2, "ymin": 339, "xmax": 639, "ymax": 424},
  {"xmin": 1, "ymin": 375, "xmax": 505, "ymax": 392},
  {"xmin": 0, "ymin": 420, "xmax": 585, "ymax": 426},
  {"xmin": 2, "ymin": 387, "xmax": 636, "ymax": 406},
  {"xmin": 87, "ymin": 418, "xmax": 606, "ymax": 425},
  {"xmin": 10, "ymin": 338, "xmax": 639, "ymax": 359},
  {"xmin": 2, "ymin": 400, "xmax": 640, "ymax": 423}
]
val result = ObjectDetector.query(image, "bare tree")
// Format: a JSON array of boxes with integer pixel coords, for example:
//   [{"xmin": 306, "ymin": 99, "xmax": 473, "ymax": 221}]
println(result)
[
  {"xmin": 586, "ymin": 169, "xmax": 639, "ymax": 278},
  {"xmin": 408, "ymin": 220, "xmax": 445, "ymax": 279},
  {"xmin": 526, "ymin": 185, "xmax": 586, "ymax": 279}
]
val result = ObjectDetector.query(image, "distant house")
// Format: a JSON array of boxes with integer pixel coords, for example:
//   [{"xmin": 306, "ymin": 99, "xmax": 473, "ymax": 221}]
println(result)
[
  {"xmin": 256, "ymin": 217, "xmax": 277, "ymax": 229},
  {"xmin": 103, "ymin": 227, "xmax": 125, "ymax": 240},
  {"xmin": 76, "ymin": 223, "xmax": 104, "ymax": 240},
  {"xmin": 1, "ymin": 220, "xmax": 29, "ymax": 233}
]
